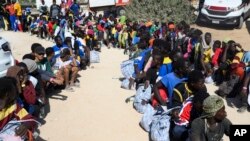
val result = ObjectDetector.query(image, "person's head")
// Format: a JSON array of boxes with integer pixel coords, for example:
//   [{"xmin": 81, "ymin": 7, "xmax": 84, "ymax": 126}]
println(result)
[
  {"xmin": 41, "ymin": 0, "xmax": 45, "ymax": 5},
  {"xmin": 31, "ymin": 43, "xmax": 43, "ymax": 54},
  {"xmin": 64, "ymin": 37, "xmax": 72, "ymax": 48},
  {"xmin": 53, "ymin": 0, "xmax": 56, "ymax": 4},
  {"xmin": 34, "ymin": 46, "xmax": 45, "ymax": 61},
  {"xmin": 46, "ymin": 47, "xmax": 55, "ymax": 58},
  {"xmin": 6, "ymin": 66, "xmax": 27, "ymax": 94},
  {"xmin": 0, "ymin": 77, "xmax": 17, "ymax": 110},
  {"xmin": 192, "ymin": 29, "xmax": 203, "ymax": 40},
  {"xmin": 12, "ymin": 0, "xmax": 16, "ymax": 4},
  {"xmin": 192, "ymin": 90, "xmax": 210, "ymax": 113},
  {"xmin": 173, "ymin": 58, "xmax": 190, "ymax": 78},
  {"xmin": 54, "ymin": 36, "xmax": 63, "ymax": 47},
  {"xmin": 213, "ymin": 40, "xmax": 221, "ymax": 52},
  {"xmin": 22, "ymin": 59, "xmax": 38, "ymax": 74},
  {"xmin": 152, "ymin": 51, "xmax": 164, "ymax": 68},
  {"xmin": 170, "ymin": 50, "xmax": 183, "ymax": 62},
  {"xmin": 204, "ymin": 32, "xmax": 212, "ymax": 45},
  {"xmin": 74, "ymin": 0, "xmax": 77, "ymax": 3},
  {"xmin": 187, "ymin": 70, "xmax": 206, "ymax": 91},
  {"xmin": 202, "ymin": 95, "xmax": 227, "ymax": 121},
  {"xmin": 228, "ymin": 40, "xmax": 237, "ymax": 54},
  {"xmin": 60, "ymin": 48, "xmax": 71, "ymax": 61},
  {"xmin": 137, "ymin": 39, "xmax": 148, "ymax": 50},
  {"xmin": 17, "ymin": 62, "xmax": 29, "ymax": 75}
]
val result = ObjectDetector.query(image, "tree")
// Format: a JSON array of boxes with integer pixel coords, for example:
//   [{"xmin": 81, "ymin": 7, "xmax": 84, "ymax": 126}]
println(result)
[{"xmin": 125, "ymin": 0, "xmax": 197, "ymax": 24}]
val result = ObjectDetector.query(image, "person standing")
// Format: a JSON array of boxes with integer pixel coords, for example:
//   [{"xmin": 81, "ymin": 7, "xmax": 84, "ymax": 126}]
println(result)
[
  {"xmin": 5, "ymin": 0, "xmax": 16, "ymax": 31},
  {"xmin": 39, "ymin": 0, "xmax": 48, "ymax": 16},
  {"xmin": 50, "ymin": 0, "xmax": 61, "ymax": 19},
  {"xmin": 13, "ymin": 0, "xmax": 23, "ymax": 32}
]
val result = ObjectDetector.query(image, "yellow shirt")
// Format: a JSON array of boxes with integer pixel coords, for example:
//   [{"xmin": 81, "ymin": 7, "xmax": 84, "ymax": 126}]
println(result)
[
  {"xmin": 163, "ymin": 57, "xmax": 172, "ymax": 64},
  {"xmin": 14, "ymin": 2, "xmax": 22, "ymax": 16},
  {"xmin": 203, "ymin": 48, "xmax": 212, "ymax": 63}
]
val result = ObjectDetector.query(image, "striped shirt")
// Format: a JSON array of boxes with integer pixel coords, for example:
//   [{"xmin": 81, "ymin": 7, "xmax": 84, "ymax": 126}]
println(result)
[
  {"xmin": 174, "ymin": 96, "xmax": 193, "ymax": 126},
  {"xmin": 0, "ymin": 102, "xmax": 36, "ymax": 130}
]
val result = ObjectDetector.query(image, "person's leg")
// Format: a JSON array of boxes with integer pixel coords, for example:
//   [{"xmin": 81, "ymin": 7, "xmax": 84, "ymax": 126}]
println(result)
[
  {"xmin": 70, "ymin": 66, "xmax": 79, "ymax": 86},
  {"xmin": 63, "ymin": 67, "xmax": 70, "ymax": 86},
  {"xmin": 9, "ymin": 15, "xmax": 15, "ymax": 31},
  {"xmin": 172, "ymin": 125, "xmax": 189, "ymax": 141},
  {"xmin": 17, "ymin": 16, "xmax": 23, "ymax": 32},
  {"xmin": 238, "ymin": 92, "xmax": 249, "ymax": 113}
]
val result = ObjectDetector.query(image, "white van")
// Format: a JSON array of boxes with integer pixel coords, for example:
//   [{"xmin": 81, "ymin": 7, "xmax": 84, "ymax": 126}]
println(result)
[
  {"xmin": 199, "ymin": 0, "xmax": 250, "ymax": 29},
  {"xmin": 0, "ymin": 37, "xmax": 15, "ymax": 78}
]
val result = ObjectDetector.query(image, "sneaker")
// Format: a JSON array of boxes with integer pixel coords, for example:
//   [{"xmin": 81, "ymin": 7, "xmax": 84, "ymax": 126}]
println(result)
[
  {"xmin": 237, "ymin": 106, "xmax": 248, "ymax": 113},
  {"xmin": 71, "ymin": 82, "xmax": 80, "ymax": 88},
  {"xmin": 65, "ymin": 86, "xmax": 74, "ymax": 92}
]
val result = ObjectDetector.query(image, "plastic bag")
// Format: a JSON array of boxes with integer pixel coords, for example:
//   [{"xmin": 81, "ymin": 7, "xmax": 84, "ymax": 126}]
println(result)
[{"xmin": 90, "ymin": 50, "xmax": 100, "ymax": 63}]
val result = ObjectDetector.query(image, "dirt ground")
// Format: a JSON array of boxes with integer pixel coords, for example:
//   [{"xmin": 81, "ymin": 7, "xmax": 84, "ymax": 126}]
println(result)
[{"xmin": 0, "ymin": 24, "xmax": 249, "ymax": 141}]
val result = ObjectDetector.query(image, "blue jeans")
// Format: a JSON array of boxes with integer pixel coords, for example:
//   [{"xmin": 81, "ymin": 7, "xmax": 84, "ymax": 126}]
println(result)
[
  {"xmin": 172, "ymin": 125, "xmax": 189, "ymax": 141},
  {"xmin": 9, "ymin": 15, "xmax": 16, "ymax": 31}
]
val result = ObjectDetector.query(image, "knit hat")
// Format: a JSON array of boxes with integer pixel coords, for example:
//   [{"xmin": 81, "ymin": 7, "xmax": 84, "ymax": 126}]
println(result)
[
  {"xmin": 22, "ymin": 59, "xmax": 38, "ymax": 73},
  {"xmin": 202, "ymin": 95, "xmax": 225, "ymax": 118}
]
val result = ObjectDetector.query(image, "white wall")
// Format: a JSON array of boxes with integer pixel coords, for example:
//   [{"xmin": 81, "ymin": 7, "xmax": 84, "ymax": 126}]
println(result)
[
  {"xmin": 89, "ymin": 0, "xmax": 115, "ymax": 8},
  {"xmin": 36, "ymin": 0, "xmax": 62, "ymax": 10}
]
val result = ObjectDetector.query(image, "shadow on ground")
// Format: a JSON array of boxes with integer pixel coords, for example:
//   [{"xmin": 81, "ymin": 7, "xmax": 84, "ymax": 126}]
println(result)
[{"xmin": 246, "ymin": 20, "xmax": 250, "ymax": 34}]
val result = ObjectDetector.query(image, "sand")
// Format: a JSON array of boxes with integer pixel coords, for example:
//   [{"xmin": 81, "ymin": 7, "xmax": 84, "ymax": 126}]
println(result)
[{"xmin": 0, "ymin": 25, "xmax": 249, "ymax": 141}]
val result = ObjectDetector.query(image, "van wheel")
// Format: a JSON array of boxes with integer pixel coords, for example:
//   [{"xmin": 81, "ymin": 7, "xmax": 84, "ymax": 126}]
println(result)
[{"xmin": 236, "ymin": 16, "xmax": 244, "ymax": 29}]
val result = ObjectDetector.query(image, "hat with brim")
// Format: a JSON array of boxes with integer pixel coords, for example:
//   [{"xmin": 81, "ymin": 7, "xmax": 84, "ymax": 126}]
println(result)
[{"xmin": 35, "ymin": 46, "xmax": 45, "ymax": 54}]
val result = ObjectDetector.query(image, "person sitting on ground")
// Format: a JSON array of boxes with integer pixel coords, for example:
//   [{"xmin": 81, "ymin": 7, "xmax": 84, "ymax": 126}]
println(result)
[
  {"xmin": 22, "ymin": 59, "xmax": 46, "ymax": 106},
  {"xmin": 53, "ymin": 48, "xmax": 79, "ymax": 91},
  {"xmin": 172, "ymin": 90, "xmax": 210, "ymax": 141},
  {"xmin": 190, "ymin": 95, "xmax": 232, "ymax": 141},
  {"xmin": 53, "ymin": 36, "xmax": 69, "ymax": 59},
  {"xmin": 0, "ymin": 77, "xmax": 37, "ymax": 139},
  {"xmin": 143, "ymin": 50, "xmax": 164, "ymax": 89},
  {"xmin": 237, "ymin": 71, "xmax": 250, "ymax": 113},
  {"xmin": 35, "ymin": 46, "xmax": 64, "ymax": 86},
  {"xmin": 172, "ymin": 70, "xmax": 206, "ymax": 108},
  {"xmin": 152, "ymin": 58, "xmax": 190, "ymax": 108},
  {"xmin": 35, "ymin": 46, "xmax": 53, "ymax": 73},
  {"xmin": 6, "ymin": 65, "xmax": 39, "ymax": 118}
]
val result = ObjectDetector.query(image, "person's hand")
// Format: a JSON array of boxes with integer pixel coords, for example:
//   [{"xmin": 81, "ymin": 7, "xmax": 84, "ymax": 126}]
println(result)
[
  {"xmin": 15, "ymin": 124, "xmax": 28, "ymax": 137},
  {"xmin": 141, "ymin": 100, "xmax": 148, "ymax": 105},
  {"xmin": 213, "ymin": 66, "xmax": 218, "ymax": 71},
  {"xmin": 241, "ymin": 87, "xmax": 248, "ymax": 96},
  {"xmin": 144, "ymin": 80, "xmax": 150, "ymax": 89}
]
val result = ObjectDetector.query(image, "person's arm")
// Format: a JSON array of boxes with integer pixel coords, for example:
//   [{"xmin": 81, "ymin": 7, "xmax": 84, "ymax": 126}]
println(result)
[
  {"xmin": 212, "ymin": 48, "xmax": 221, "ymax": 68},
  {"xmin": 235, "ymin": 43, "xmax": 244, "ymax": 52},
  {"xmin": 14, "ymin": 103, "xmax": 37, "ymax": 135},
  {"xmin": 49, "ymin": 6, "xmax": 52, "ymax": 17},
  {"xmin": 190, "ymin": 119, "xmax": 203, "ymax": 141},
  {"xmin": 241, "ymin": 71, "xmax": 250, "ymax": 95},
  {"xmin": 71, "ymin": 57, "xmax": 78, "ymax": 67},
  {"xmin": 222, "ymin": 44, "xmax": 229, "ymax": 63},
  {"xmin": 223, "ymin": 118, "xmax": 232, "ymax": 136},
  {"xmin": 153, "ymin": 80, "xmax": 166, "ymax": 106}
]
